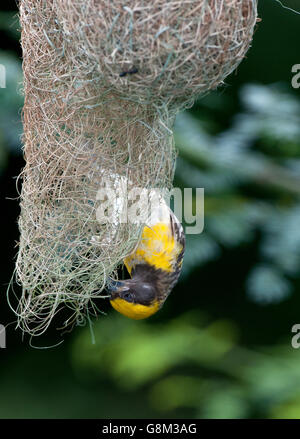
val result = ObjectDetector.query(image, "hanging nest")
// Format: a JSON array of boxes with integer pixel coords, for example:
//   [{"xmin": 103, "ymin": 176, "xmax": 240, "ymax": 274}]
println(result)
[{"xmin": 13, "ymin": 0, "xmax": 257, "ymax": 336}]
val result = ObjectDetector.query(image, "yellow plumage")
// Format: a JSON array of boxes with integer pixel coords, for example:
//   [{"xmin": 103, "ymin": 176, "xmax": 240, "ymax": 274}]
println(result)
[
  {"xmin": 124, "ymin": 222, "xmax": 181, "ymax": 275},
  {"xmin": 110, "ymin": 297, "xmax": 160, "ymax": 320},
  {"xmin": 108, "ymin": 193, "xmax": 185, "ymax": 319}
]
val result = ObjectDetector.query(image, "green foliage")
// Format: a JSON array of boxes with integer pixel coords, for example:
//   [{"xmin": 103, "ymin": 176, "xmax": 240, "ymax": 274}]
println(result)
[
  {"xmin": 0, "ymin": 11, "xmax": 19, "ymax": 40},
  {"xmin": 174, "ymin": 84, "xmax": 300, "ymax": 303},
  {"xmin": 71, "ymin": 311, "xmax": 300, "ymax": 419},
  {"xmin": 0, "ymin": 50, "xmax": 23, "ymax": 157}
]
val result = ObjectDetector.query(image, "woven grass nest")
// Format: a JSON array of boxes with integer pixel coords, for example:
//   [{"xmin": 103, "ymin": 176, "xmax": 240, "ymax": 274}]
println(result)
[{"xmin": 13, "ymin": 0, "xmax": 258, "ymax": 336}]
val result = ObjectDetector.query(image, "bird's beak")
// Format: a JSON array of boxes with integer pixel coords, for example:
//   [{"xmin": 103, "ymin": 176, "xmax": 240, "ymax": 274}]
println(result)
[{"xmin": 107, "ymin": 279, "xmax": 130, "ymax": 299}]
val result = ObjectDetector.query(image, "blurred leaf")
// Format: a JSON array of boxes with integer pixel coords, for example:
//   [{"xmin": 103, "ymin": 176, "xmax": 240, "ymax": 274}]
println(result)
[
  {"xmin": 246, "ymin": 265, "xmax": 291, "ymax": 303},
  {"xmin": 200, "ymin": 385, "xmax": 249, "ymax": 419},
  {"xmin": 271, "ymin": 397, "xmax": 300, "ymax": 419},
  {"xmin": 0, "ymin": 11, "xmax": 19, "ymax": 39},
  {"xmin": 72, "ymin": 313, "xmax": 239, "ymax": 390},
  {"xmin": 181, "ymin": 234, "xmax": 220, "ymax": 278},
  {"xmin": 261, "ymin": 205, "xmax": 300, "ymax": 275},
  {"xmin": 0, "ymin": 50, "xmax": 23, "ymax": 153},
  {"xmin": 149, "ymin": 375, "xmax": 203, "ymax": 412}
]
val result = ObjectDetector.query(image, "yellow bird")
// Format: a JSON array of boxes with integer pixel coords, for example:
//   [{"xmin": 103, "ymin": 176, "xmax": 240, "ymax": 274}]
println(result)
[{"xmin": 108, "ymin": 196, "xmax": 185, "ymax": 319}]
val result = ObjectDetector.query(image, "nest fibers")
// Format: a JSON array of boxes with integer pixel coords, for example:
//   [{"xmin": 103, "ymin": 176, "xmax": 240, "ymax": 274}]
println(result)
[{"xmin": 13, "ymin": 0, "xmax": 257, "ymax": 336}]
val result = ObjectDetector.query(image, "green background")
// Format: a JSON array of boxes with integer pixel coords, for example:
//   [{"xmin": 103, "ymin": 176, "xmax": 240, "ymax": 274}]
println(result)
[{"xmin": 1, "ymin": 0, "xmax": 300, "ymax": 419}]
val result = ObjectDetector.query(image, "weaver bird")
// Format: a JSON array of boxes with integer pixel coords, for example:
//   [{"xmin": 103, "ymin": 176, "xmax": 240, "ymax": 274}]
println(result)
[{"xmin": 108, "ymin": 193, "xmax": 185, "ymax": 319}]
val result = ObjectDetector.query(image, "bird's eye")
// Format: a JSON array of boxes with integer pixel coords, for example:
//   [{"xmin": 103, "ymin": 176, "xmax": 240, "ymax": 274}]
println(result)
[{"xmin": 122, "ymin": 291, "xmax": 134, "ymax": 303}]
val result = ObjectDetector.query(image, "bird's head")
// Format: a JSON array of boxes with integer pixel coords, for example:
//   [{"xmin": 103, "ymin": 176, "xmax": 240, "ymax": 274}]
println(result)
[{"xmin": 107, "ymin": 279, "xmax": 160, "ymax": 319}]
